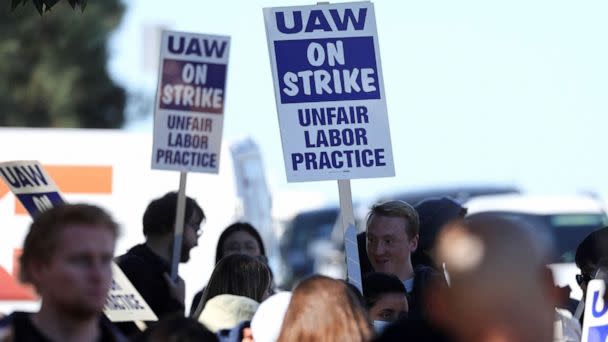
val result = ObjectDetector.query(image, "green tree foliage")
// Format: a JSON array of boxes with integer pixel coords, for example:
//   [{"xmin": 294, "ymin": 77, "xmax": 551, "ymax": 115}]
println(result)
[
  {"xmin": 11, "ymin": 0, "xmax": 87, "ymax": 15},
  {"xmin": 1, "ymin": 0, "xmax": 126, "ymax": 128}
]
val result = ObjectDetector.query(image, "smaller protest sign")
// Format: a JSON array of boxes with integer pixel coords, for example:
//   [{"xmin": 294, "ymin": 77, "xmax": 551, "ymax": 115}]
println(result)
[
  {"xmin": 0, "ymin": 161, "xmax": 64, "ymax": 217},
  {"xmin": 151, "ymin": 30, "xmax": 231, "ymax": 173},
  {"xmin": 104, "ymin": 264, "xmax": 158, "ymax": 322},
  {"xmin": 582, "ymin": 279, "xmax": 608, "ymax": 341}
]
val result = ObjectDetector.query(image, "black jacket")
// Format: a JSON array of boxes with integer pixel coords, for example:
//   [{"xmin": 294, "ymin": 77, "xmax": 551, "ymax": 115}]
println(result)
[
  {"xmin": 0, "ymin": 312, "xmax": 126, "ymax": 342},
  {"xmin": 408, "ymin": 264, "xmax": 445, "ymax": 321},
  {"xmin": 115, "ymin": 244, "xmax": 185, "ymax": 318}
]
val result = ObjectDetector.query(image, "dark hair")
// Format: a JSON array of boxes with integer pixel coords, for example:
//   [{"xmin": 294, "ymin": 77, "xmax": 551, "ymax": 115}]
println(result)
[
  {"xmin": 277, "ymin": 275, "xmax": 372, "ymax": 342},
  {"xmin": 215, "ymin": 222, "xmax": 266, "ymax": 264},
  {"xmin": 143, "ymin": 192, "xmax": 204, "ymax": 237},
  {"xmin": 193, "ymin": 254, "xmax": 271, "ymax": 318},
  {"xmin": 20, "ymin": 203, "xmax": 118, "ymax": 283},
  {"xmin": 362, "ymin": 272, "xmax": 407, "ymax": 309},
  {"xmin": 575, "ymin": 226, "xmax": 608, "ymax": 274},
  {"xmin": 135, "ymin": 314, "xmax": 217, "ymax": 342},
  {"xmin": 413, "ymin": 197, "xmax": 467, "ymax": 268}
]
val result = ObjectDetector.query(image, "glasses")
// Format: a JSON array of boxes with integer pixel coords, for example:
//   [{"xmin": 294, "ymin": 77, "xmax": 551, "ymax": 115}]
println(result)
[
  {"xmin": 186, "ymin": 222, "xmax": 203, "ymax": 237},
  {"xmin": 576, "ymin": 273, "xmax": 592, "ymax": 286}
]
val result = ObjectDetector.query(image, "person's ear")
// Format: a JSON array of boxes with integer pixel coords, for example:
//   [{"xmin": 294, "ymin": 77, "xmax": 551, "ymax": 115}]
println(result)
[
  {"xmin": 27, "ymin": 258, "xmax": 48, "ymax": 289},
  {"xmin": 409, "ymin": 234, "xmax": 419, "ymax": 252}
]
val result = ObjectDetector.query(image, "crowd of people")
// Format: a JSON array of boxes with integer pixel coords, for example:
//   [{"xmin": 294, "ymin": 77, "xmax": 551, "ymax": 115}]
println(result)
[{"xmin": 0, "ymin": 191, "xmax": 606, "ymax": 342}]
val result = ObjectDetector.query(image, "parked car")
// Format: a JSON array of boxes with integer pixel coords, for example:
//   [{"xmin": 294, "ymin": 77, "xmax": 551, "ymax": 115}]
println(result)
[
  {"xmin": 279, "ymin": 206, "xmax": 340, "ymax": 287},
  {"xmin": 464, "ymin": 194, "xmax": 608, "ymax": 300},
  {"xmin": 376, "ymin": 184, "xmax": 521, "ymax": 206}
]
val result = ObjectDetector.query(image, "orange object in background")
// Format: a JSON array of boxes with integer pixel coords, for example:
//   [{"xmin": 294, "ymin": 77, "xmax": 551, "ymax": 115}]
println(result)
[
  {"xmin": 10, "ymin": 165, "xmax": 113, "ymax": 215},
  {"xmin": 0, "ymin": 181, "xmax": 8, "ymax": 199},
  {"xmin": 0, "ymin": 165, "xmax": 113, "ymax": 299},
  {"xmin": 0, "ymin": 250, "xmax": 36, "ymax": 301}
]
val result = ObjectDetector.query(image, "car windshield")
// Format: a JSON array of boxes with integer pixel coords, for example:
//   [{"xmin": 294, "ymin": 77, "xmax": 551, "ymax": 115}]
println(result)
[
  {"xmin": 285, "ymin": 208, "xmax": 339, "ymax": 251},
  {"xmin": 484, "ymin": 212, "xmax": 607, "ymax": 263},
  {"xmin": 545, "ymin": 214, "xmax": 607, "ymax": 263}
]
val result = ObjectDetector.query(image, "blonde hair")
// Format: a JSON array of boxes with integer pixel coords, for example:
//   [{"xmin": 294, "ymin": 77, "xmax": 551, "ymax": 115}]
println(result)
[{"xmin": 366, "ymin": 200, "xmax": 419, "ymax": 238}]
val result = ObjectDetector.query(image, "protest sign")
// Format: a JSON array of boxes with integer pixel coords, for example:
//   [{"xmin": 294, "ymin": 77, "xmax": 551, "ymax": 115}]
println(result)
[
  {"xmin": 151, "ymin": 30, "xmax": 231, "ymax": 173},
  {"xmin": 104, "ymin": 264, "xmax": 158, "ymax": 322},
  {"xmin": 264, "ymin": 1, "xmax": 394, "ymax": 182},
  {"xmin": 150, "ymin": 29, "xmax": 231, "ymax": 279},
  {"xmin": 582, "ymin": 279, "xmax": 608, "ymax": 341},
  {"xmin": 344, "ymin": 223, "xmax": 362, "ymax": 292},
  {"xmin": 0, "ymin": 161, "xmax": 157, "ymax": 323},
  {"xmin": 0, "ymin": 161, "xmax": 64, "ymax": 217}
]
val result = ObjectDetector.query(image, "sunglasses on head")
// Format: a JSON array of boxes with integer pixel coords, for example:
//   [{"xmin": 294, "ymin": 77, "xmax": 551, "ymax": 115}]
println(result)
[{"xmin": 576, "ymin": 273, "xmax": 593, "ymax": 286}]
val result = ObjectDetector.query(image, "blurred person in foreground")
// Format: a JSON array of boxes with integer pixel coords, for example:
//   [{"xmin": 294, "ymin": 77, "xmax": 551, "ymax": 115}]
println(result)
[
  {"xmin": 117, "ymin": 192, "xmax": 204, "ymax": 319},
  {"xmin": 428, "ymin": 214, "xmax": 556, "ymax": 342},
  {"xmin": 277, "ymin": 275, "xmax": 372, "ymax": 342},
  {"xmin": 190, "ymin": 222, "xmax": 269, "ymax": 315},
  {"xmin": 365, "ymin": 200, "xmax": 444, "ymax": 319},
  {"xmin": 0, "ymin": 204, "xmax": 125, "ymax": 342},
  {"xmin": 362, "ymin": 272, "xmax": 408, "ymax": 334}
]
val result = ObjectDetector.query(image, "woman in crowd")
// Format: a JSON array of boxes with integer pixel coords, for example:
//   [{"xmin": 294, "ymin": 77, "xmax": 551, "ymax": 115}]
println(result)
[
  {"xmin": 277, "ymin": 275, "xmax": 373, "ymax": 342},
  {"xmin": 192, "ymin": 254, "xmax": 272, "ymax": 321},
  {"xmin": 190, "ymin": 222, "xmax": 268, "ymax": 315},
  {"xmin": 362, "ymin": 272, "xmax": 408, "ymax": 334}
]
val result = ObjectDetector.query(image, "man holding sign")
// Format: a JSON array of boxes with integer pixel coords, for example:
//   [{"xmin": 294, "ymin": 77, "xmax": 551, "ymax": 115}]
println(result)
[
  {"xmin": 116, "ymin": 192, "xmax": 204, "ymax": 321},
  {"xmin": 0, "ymin": 204, "xmax": 126, "ymax": 342}
]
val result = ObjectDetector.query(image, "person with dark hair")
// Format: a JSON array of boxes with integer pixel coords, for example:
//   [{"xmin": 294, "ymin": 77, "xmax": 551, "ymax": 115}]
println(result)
[
  {"xmin": 214, "ymin": 222, "xmax": 266, "ymax": 264},
  {"xmin": 573, "ymin": 226, "xmax": 608, "ymax": 327},
  {"xmin": 575, "ymin": 226, "xmax": 608, "ymax": 294},
  {"xmin": 0, "ymin": 204, "xmax": 126, "ymax": 341},
  {"xmin": 192, "ymin": 254, "xmax": 272, "ymax": 320},
  {"xmin": 190, "ymin": 222, "xmax": 268, "ymax": 315},
  {"xmin": 116, "ymin": 192, "xmax": 204, "ymax": 327},
  {"xmin": 134, "ymin": 314, "xmax": 217, "ymax": 342},
  {"xmin": 277, "ymin": 275, "xmax": 372, "ymax": 342},
  {"xmin": 413, "ymin": 197, "xmax": 467, "ymax": 270},
  {"xmin": 363, "ymin": 272, "xmax": 408, "ymax": 333}
]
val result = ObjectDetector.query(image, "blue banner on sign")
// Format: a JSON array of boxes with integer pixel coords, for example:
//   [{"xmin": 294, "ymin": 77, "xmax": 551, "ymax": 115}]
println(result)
[
  {"xmin": 274, "ymin": 37, "xmax": 380, "ymax": 104},
  {"xmin": 588, "ymin": 325, "xmax": 608, "ymax": 341},
  {"xmin": 159, "ymin": 59, "xmax": 227, "ymax": 114},
  {"xmin": 16, "ymin": 192, "xmax": 64, "ymax": 217}
]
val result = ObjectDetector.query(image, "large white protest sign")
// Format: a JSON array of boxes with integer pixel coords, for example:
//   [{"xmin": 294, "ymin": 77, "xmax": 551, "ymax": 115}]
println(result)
[
  {"xmin": 264, "ymin": 2, "xmax": 394, "ymax": 182},
  {"xmin": 0, "ymin": 161, "xmax": 157, "ymax": 323},
  {"xmin": 152, "ymin": 30, "xmax": 231, "ymax": 173},
  {"xmin": 582, "ymin": 279, "xmax": 608, "ymax": 341}
]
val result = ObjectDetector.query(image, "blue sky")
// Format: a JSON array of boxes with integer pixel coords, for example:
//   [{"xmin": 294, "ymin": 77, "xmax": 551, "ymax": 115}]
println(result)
[{"xmin": 110, "ymin": 0, "xmax": 608, "ymax": 207}]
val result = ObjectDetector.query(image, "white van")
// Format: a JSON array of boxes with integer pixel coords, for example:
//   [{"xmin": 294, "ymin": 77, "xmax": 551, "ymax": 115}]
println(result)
[{"xmin": 464, "ymin": 194, "xmax": 608, "ymax": 300}]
